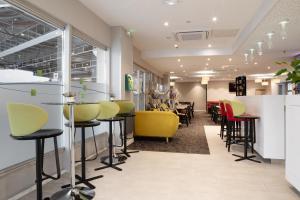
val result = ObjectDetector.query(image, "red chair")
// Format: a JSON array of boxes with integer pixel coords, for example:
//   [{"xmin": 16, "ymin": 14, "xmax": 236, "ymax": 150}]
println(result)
[
  {"xmin": 225, "ymin": 103, "xmax": 245, "ymax": 152},
  {"xmin": 219, "ymin": 102, "xmax": 227, "ymax": 139}
]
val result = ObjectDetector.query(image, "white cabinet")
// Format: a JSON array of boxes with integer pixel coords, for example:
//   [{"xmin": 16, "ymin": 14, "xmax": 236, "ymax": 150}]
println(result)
[{"xmin": 285, "ymin": 96, "xmax": 300, "ymax": 191}]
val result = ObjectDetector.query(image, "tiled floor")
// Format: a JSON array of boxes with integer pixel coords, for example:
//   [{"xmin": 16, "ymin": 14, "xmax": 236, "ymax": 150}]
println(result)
[{"xmin": 20, "ymin": 115, "xmax": 300, "ymax": 200}]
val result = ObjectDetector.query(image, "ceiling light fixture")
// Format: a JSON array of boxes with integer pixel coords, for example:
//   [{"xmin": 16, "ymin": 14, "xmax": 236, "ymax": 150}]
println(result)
[
  {"xmin": 170, "ymin": 71, "xmax": 175, "ymax": 74},
  {"xmin": 229, "ymin": 58, "xmax": 232, "ymax": 62},
  {"xmin": 177, "ymin": 58, "xmax": 181, "ymax": 62},
  {"xmin": 170, "ymin": 75, "xmax": 180, "ymax": 79},
  {"xmin": 207, "ymin": 58, "xmax": 211, "ymax": 61},
  {"xmin": 266, "ymin": 32, "xmax": 275, "ymax": 49},
  {"xmin": 249, "ymin": 48, "xmax": 255, "ymax": 62},
  {"xmin": 279, "ymin": 19, "xmax": 289, "ymax": 40},
  {"xmin": 183, "ymin": 70, "xmax": 186, "ymax": 73},
  {"xmin": 244, "ymin": 53, "xmax": 249, "ymax": 64},
  {"xmin": 212, "ymin": 17, "xmax": 218, "ymax": 22},
  {"xmin": 174, "ymin": 44, "xmax": 179, "ymax": 48},
  {"xmin": 254, "ymin": 62, "xmax": 258, "ymax": 65},
  {"xmin": 262, "ymin": 81, "xmax": 269, "ymax": 86},
  {"xmin": 234, "ymin": 69, "xmax": 238, "ymax": 72},
  {"xmin": 208, "ymin": 44, "xmax": 212, "ymax": 48},
  {"xmin": 257, "ymin": 41, "xmax": 263, "ymax": 56},
  {"xmin": 206, "ymin": 63, "xmax": 209, "ymax": 66},
  {"xmin": 267, "ymin": 66, "xmax": 271, "ymax": 70},
  {"xmin": 255, "ymin": 79, "xmax": 262, "ymax": 83},
  {"xmin": 163, "ymin": 0, "xmax": 179, "ymax": 6},
  {"xmin": 180, "ymin": 64, "xmax": 183, "ymax": 68},
  {"xmin": 164, "ymin": 21, "xmax": 169, "ymax": 27}
]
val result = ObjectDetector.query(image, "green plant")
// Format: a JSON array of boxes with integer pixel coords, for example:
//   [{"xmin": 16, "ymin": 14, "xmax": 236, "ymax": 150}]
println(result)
[{"xmin": 275, "ymin": 59, "xmax": 300, "ymax": 84}]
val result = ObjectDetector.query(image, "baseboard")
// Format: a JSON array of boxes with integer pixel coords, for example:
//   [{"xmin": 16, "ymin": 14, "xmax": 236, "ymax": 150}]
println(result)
[{"xmin": 0, "ymin": 133, "xmax": 108, "ymax": 200}]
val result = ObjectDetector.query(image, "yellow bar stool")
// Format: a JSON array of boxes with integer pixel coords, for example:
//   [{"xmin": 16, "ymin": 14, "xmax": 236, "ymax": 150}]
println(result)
[
  {"xmin": 7, "ymin": 103, "xmax": 63, "ymax": 200},
  {"xmin": 114, "ymin": 100, "xmax": 139, "ymax": 157},
  {"xmin": 62, "ymin": 104, "xmax": 103, "ymax": 189},
  {"xmin": 94, "ymin": 101, "xmax": 126, "ymax": 171}
]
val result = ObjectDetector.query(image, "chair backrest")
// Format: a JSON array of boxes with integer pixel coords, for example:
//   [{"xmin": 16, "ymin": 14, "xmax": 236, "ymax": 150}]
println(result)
[
  {"xmin": 230, "ymin": 101, "xmax": 246, "ymax": 116},
  {"xmin": 7, "ymin": 103, "xmax": 48, "ymax": 136},
  {"xmin": 225, "ymin": 103, "xmax": 235, "ymax": 121},
  {"xmin": 114, "ymin": 100, "xmax": 135, "ymax": 114},
  {"xmin": 97, "ymin": 101, "xmax": 120, "ymax": 120},
  {"xmin": 219, "ymin": 102, "xmax": 226, "ymax": 116},
  {"xmin": 63, "ymin": 104, "xmax": 100, "ymax": 122}
]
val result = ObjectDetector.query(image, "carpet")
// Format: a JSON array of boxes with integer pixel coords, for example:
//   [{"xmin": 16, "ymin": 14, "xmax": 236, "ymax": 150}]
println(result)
[{"xmin": 128, "ymin": 112, "xmax": 211, "ymax": 154}]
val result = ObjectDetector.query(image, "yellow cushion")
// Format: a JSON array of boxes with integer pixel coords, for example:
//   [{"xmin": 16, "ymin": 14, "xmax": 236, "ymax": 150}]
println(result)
[
  {"xmin": 7, "ymin": 103, "xmax": 48, "ymax": 136},
  {"xmin": 226, "ymin": 100, "xmax": 246, "ymax": 116},
  {"xmin": 97, "ymin": 101, "xmax": 120, "ymax": 120},
  {"xmin": 63, "ymin": 104, "xmax": 100, "ymax": 122},
  {"xmin": 135, "ymin": 111, "xmax": 179, "ymax": 138},
  {"xmin": 114, "ymin": 100, "xmax": 135, "ymax": 114}
]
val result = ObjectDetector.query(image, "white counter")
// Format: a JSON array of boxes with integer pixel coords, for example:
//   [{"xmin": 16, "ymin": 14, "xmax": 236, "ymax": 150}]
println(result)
[
  {"xmin": 285, "ymin": 95, "xmax": 300, "ymax": 191},
  {"xmin": 237, "ymin": 95, "xmax": 285, "ymax": 160}
]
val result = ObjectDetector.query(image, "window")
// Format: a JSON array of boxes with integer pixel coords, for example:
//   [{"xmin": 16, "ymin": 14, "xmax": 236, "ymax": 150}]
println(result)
[{"xmin": 0, "ymin": 1, "xmax": 63, "ymax": 83}]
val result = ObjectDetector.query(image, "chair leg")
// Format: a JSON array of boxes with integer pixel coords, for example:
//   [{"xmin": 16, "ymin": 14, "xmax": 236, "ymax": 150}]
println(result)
[
  {"xmin": 35, "ymin": 139, "xmax": 43, "ymax": 200},
  {"xmin": 86, "ymin": 126, "xmax": 99, "ymax": 161}
]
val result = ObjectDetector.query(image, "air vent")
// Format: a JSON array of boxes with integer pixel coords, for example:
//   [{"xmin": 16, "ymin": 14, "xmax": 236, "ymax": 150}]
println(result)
[{"xmin": 174, "ymin": 31, "xmax": 209, "ymax": 42}]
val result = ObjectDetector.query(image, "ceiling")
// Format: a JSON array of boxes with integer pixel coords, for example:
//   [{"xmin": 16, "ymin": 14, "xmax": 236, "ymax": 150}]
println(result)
[{"xmin": 79, "ymin": 0, "xmax": 300, "ymax": 81}]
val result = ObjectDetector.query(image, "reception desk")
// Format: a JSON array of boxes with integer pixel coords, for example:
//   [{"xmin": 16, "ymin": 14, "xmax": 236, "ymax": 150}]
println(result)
[{"xmin": 237, "ymin": 95, "xmax": 285, "ymax": 160}]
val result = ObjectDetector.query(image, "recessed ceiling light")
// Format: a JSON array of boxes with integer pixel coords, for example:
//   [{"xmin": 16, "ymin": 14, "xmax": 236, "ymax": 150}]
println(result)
[
  {"xmin": 177, "ymin": 58, "xmax": 181, "ymax": 62},
  {"xmin": 180, "ymin": 64, "xmax": 183, "ymax": 68},
  {"xmin": 206, "ymin": 63, "xmax": 209, "ymax": 66},
  {"xmin": 212, "ymin": 17, "xmax": 218, "ymax": 22},
  {"xmin": 279, "ymin": 19, "xmax": 289, "ymax": 26},
  {"xmin": 163, "ymin": 0, "xmax": 179, "ymax": 6},
  {"xmin": 20, "ymin": 33, "xmax": 25, "ymax": 36},
  {"xmin": 208, "ymin": 44, "xmax": 212, "ymax": 48},
  {"xmin": 174, "ymin": 44, "xmax": 179, "ymax": 48},
  {"xmin": 229, "ymin": 58, "xmax": 232, "ymax": 62},
  {"xmin": 254, "ymin": 62, "xmax": 258, "ymax": 65},
  {"xmin": 207, "ymin": 58, "xmax": 211, "ymax": 61},
  {"xmin": 183, "ymin": 70, "xmax": 186, "ymax": 72},
  {"xmin": 267, "ymin": 66, "xmax": 271, "ymax": 70},
  {"xmin": 234, "ymin": 69, "xmax": 238, "ymax": 72},
  {"xmin": 164, "ymin": 21, "xmax": 169, "ymax": 27}
]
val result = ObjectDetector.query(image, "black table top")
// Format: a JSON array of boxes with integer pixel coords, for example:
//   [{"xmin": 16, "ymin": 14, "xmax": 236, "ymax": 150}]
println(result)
[
  {"xmin": 97, "ymin": 117, "xmax": 124, "ymax": 122},
  {"xmin": 235, "ymin": 114, "xmax": 260, "ymax": 119}
]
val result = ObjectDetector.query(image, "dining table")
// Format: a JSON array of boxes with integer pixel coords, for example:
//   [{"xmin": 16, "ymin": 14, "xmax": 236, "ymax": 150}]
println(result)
[{"xmin": 43, "ymin": 100, "xmax": 98, "ymax": 200}]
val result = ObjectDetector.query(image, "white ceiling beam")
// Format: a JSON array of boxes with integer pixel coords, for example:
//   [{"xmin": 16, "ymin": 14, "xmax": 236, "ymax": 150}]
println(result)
[
  {"xmin": 0, "ymin": 30, "xmax": 62, "ymax": 58},
  {"xmin": 232, "ymin": 0, "xmax": 279, "ymax": 53},
  {"xmin": 142, "ymin": 48, "xmax": 233, "ymax": 59}
]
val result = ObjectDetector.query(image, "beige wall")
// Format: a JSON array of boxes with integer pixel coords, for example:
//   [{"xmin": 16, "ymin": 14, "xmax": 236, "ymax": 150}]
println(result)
[
  {"xmin": 207, "ymin": 80, "xmax": 271, "ymax": 101},
  {"xmin": 133, "ymin": 47, "xmax": 163, "ymax": 77},
  {"xmin": 23, "ymin": 0, "xmax": 111, "ymax": 47},
  {"xmin": 174, "ymin": 82, "xmax": 206, "ymax": 111}
]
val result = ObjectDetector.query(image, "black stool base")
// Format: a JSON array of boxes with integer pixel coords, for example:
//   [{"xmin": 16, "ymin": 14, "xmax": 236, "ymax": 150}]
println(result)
[
  {"xmin": 50, "ymin": 186, "xmax": 95, "ymax": 200},
  {"xmin": 95, "ymin": 157, "xmax": 125, "ymax": 171},
  {"xmin": 117, "ymin": 149, "xmax": 139, "ymax": 158},
  {"xmin": 61, "ymin": 174, "xmax": 103, "ymax": 189},
  {"xmin": 232, "ymin": 154, "xmax": 261, "ymax": 163}
]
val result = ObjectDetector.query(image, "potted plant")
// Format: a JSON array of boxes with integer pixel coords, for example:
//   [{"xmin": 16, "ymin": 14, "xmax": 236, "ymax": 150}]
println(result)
[{"xmin": 275, "ymin": 59, "xmax": 300, "ymax": 94}]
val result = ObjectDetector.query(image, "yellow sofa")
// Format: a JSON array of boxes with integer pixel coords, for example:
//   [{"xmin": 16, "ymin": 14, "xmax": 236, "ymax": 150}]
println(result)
[{"xmin": 134, "ymin": 111, "xmax": 179, "ymax": 142}]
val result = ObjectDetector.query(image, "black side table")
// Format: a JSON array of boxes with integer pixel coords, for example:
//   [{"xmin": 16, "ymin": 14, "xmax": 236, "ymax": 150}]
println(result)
[
  {"xmin": 95, "ymin": 117, "xmax": 125, "ymax": 171},
  {"xmin": 62, "ymin": 121, "xmax": 103, "ymax": 189},
  {"xmin": 117, "ymin": 113, "xmax": 139, "ymax": 157},
  {"xmin": 233, "ymin": 115, "xmax": 261, "ymax": 163}
]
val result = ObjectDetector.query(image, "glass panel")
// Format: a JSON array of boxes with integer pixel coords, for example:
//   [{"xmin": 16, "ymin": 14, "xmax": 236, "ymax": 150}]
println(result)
[
  {"xmin": 71, "ymin": 36, "xmax": 97, "ymax": 82},
  {"xmin": 0, "ymin": 2, "xmax": 62, "ymax": 83}
]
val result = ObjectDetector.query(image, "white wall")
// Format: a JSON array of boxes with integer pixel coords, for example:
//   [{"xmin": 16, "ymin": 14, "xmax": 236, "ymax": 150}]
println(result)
[
  {"xmin": 207, "ymin": 80, "xmax": 271, "ymax": 101},
  {"xmin": 23, "ymin": 0, "xmax": 111, "ymax": 47},
  {"xmin": 174, "ymin": 82, "xmax": 206, "ymax": 111}
]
